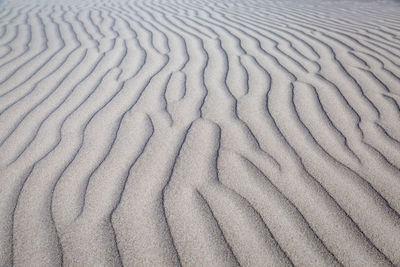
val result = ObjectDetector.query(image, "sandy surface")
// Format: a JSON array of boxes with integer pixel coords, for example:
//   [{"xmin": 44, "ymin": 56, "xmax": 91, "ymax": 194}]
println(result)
[{"xmin": 1, "ymin": 0, "xmax": 400, "ymax": 266}]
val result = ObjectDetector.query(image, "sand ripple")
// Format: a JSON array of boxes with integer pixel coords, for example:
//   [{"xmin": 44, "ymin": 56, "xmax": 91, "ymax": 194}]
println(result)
[{"xmin": 1, "ymin": 0, "xmax": 400, "ymax": 266}]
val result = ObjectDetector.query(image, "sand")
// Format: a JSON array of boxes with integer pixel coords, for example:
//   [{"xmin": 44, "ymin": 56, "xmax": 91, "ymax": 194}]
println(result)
[{"xmin": 0, "ymin": 0, "xmax": 400, "ymax": 266}]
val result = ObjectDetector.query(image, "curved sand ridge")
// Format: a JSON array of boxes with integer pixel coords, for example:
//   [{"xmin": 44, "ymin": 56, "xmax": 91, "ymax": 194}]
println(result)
[{"xmin": 1, "ymin": 0, "xmax": 400, "ymax": 266}]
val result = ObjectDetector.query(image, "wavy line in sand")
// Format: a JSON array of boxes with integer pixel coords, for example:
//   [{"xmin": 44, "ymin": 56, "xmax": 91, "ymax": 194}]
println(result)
[{"xmin": 1, "ymin": 0, "xmax": 400, "ymax": 266}]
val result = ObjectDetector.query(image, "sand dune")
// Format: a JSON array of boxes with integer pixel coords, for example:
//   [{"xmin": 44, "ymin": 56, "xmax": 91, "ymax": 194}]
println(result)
[{"xmin": 1, "ymin": 0, "xmax": 400, "ymax": 266}]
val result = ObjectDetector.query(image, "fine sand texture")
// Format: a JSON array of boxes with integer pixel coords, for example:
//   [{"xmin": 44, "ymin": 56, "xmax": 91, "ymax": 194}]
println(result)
[{"xmin": 1, "ymin": 0, "xmax": 400, "ymax": 266}]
